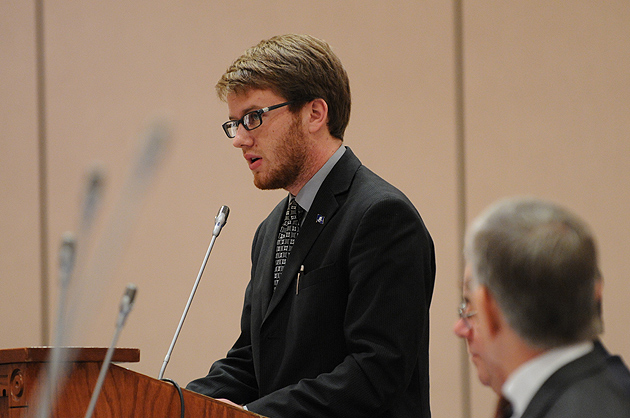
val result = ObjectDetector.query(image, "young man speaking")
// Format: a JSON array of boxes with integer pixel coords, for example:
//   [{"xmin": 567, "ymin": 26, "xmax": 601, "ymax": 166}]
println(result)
[{"xmin": 187, "ymin": 34, "xmax": 435, "ymax": 418}]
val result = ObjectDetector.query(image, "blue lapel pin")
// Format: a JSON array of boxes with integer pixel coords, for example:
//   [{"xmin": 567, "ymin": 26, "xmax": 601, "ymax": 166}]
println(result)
[{"xmin": 316, "ymin": 214, "xmax": 325, "ymax": 224}]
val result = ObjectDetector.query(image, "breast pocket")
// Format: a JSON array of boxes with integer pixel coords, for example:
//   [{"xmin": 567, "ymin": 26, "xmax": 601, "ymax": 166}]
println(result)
[
  {"xmin": 290, "ymin": 262, "xmax": 347, "ymax": 361},
  {"xmin": 297, "ymin": 263, "xmax": 338, "ymax": 293}
]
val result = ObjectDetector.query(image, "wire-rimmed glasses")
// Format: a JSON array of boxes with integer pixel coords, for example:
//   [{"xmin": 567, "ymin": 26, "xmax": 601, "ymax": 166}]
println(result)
[{"xmin": 458, "ymin": 301, "xmax": 477, "ymax": 329}]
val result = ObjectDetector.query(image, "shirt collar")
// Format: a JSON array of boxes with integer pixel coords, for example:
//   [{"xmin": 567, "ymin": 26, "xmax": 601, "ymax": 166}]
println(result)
[
  {"xmin": 292, "ymin": 145, "xmax": 345, "ymax": 212},
  {"xmin": 502, "ymin": 341, "xmax": 594, "ymax": 418}
]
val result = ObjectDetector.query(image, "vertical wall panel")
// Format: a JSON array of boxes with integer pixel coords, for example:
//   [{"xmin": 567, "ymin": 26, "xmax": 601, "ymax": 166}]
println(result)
[
  {"xmin": 0, "ymin": 1, "xmax": 42, "ymax": 347},
  {"xmin": 38, "ymin": 1, "xmax": 464, "ymax": 417}
]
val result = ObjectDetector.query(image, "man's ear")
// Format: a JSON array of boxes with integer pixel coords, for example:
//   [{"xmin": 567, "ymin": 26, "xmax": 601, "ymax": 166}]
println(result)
[
  {"xmin": 305, "ymin": 98, "xmax": 328, "ymax": 134},
  {"xmin": 480, "ymin": 286, "xmax": 503, "ymax": 337}
]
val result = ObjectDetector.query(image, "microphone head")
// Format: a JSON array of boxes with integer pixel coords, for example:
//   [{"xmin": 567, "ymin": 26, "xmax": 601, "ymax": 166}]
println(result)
[
  {"xmin": 119, "ymin": 283, "xmax": 137, "ymax": 313},
  {"xmin": 124, "ymin": 283, "xmax": 138, "ymax": 305},
  {"xmin": 80, "ymin": 165, "xmax": 106, "ymax": 230},
  {"xmin": 212, "ymin": 205, "xmax": 230, "ymax": 237},
  {"xmin": 117, "ymin": 283, "xmax": 137, "ymax": 327},
  {"xmin": 59, "ymin": 231, "xmax": 77, "ymax": 286},
  {"xmin": 59, "ymin": 231, "xmax": 76, "ymax": 259}
]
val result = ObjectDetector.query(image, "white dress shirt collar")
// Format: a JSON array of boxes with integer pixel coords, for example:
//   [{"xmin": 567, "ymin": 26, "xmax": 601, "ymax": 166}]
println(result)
[{"xmin": 502, "ymin": 341, "xmax": 594, "ymax": 418}]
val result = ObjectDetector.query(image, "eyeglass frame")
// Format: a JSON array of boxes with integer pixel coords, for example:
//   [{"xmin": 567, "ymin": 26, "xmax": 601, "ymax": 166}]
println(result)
[
  {"xmin": 222, "ymin": 101, "xmax": 294, "ymax": 138},
  {"xmin": 458, "ymin": 301, "xmax": 477, "ymax": 329}
]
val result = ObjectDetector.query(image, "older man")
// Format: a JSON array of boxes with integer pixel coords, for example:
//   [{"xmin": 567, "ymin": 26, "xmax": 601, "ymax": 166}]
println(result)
[{"xmin": 454, "ymin": 197, "xmax": 630, "ymax": 418}]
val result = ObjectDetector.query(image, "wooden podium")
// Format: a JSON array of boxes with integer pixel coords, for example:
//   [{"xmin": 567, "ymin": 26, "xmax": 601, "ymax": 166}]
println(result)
[{"xmin": 0, "ymin": 347, "xmax": 262, "ymax": 418}]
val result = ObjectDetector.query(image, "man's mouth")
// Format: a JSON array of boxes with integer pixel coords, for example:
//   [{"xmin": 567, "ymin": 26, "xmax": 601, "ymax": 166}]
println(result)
[{"xmin": 247, "ymin": 156, "xmax": 263, "ymax": 170}]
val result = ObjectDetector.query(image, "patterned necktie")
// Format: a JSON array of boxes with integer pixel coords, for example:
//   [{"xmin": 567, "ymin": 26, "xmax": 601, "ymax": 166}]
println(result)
[
  {"xmin": 494, "ymin": 396, "xmax": 513, "ymax": 418},
  {"xmin": 273, "ymin": 199, "xmax": 304, "ymax": 292}
]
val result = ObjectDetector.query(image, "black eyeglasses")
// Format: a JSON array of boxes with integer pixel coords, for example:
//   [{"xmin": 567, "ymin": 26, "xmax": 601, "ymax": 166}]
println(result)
[{"xmin": 222, "ymin": 101, "xmax": 293, "ymax": 138}]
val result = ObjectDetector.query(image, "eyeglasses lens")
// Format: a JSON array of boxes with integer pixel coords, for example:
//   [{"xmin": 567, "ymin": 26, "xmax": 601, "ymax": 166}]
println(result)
[
  {"xmin": 223, "ymin": 122, "xmax": 236, "ymax": 138},
  {"xmin": 243, "ymin": 112, "xmax": 261, "ymax": 130}
]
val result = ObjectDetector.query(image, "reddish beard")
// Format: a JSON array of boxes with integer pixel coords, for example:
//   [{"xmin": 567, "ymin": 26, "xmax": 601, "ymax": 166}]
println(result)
[{"xmin": 253, "ymin": 114, "xmax": 308, "ymax": 191}]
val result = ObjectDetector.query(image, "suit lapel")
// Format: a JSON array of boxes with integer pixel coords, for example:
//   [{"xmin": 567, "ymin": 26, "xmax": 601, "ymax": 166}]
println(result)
[
  {"xmin": 521, "ymin": 348, "xmax": 605, "ymax": 418},
  {"xmin": 251, "ymin": 198, "xmax": 288, "ymax": 322},
  {"xmin": 263, "ymin": 148, "xmax": 361, "ymax": 322}
]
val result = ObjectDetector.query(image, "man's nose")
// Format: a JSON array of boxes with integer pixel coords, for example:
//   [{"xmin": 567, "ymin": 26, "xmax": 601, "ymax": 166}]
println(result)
[
  {"xmin": 232, "ymin": 125, "xmax": 253, "ymax": 148},
  {"xmin": 453, "ymin": 318, "xmax": 471, "ymax": 339}
]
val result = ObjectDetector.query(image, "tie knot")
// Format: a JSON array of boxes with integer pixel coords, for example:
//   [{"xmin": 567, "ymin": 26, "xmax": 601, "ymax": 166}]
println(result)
[{"xmin": 287, "ymin": 199, "xmax": 304, "ymax": 223}]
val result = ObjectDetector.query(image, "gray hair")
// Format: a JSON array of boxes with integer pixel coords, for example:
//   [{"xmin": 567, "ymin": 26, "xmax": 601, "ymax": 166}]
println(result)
[{"xmin": 465, "ymin": 197, "xmax": 600, "ymax": 349}]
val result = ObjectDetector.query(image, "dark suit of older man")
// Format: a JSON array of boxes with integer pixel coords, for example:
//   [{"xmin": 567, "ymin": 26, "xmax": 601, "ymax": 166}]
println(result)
[{"xmin": 521, "ymin": 341, "xmax": 630, "ymax": 418}]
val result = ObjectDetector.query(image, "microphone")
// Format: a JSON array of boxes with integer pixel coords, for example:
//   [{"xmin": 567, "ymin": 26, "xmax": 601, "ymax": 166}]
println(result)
[
  {"xmin": 57, "ymin": 232, "xmax": 77, "ymax": 304},
  {"xmin": 83, "ymin": 283, "xmax": 138, "ymax": 418},
  {"xmin": 158, "ymin": 205, "xmax": 230, "ymax": 380},
  {"xmin": 213, "ymin": 205, "xmax": 230, "ymax": 237},
  {"xmin": 58, "ymin": 232, "xmax": 77, "ymax": 285},
  {"xmin": 117, "ymin": 283, "xmax": 138, "ymax": 328},
  {"xmin": 34, "ymin": 168, "xmax": 106, "ymax": 418},
  {"xmin": 35, "ymin": 120, "xmax": 170, "ymax": 418}
]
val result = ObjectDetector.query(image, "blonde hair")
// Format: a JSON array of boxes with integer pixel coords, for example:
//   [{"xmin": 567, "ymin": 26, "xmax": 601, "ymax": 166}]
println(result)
[{"xmin": 216, "ymin": 34, "xmax": 351, "ymax": 140}]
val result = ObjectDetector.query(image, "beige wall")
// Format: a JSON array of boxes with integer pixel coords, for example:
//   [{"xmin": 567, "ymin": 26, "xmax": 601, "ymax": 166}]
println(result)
[
  {"xmin": 1, "ymin": 0, "xmax": 43, "ymax": 347},
  {"xmin": 1, "ymin": 2, "xmax": 628, "ymax": 417}
]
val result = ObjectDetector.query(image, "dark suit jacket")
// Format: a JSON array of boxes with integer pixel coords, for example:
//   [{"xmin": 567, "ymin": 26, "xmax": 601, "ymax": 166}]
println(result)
[
  {"xmin": 521, "ymin": 342, "xmax": 630, "ymax": 418},
  {"xmin": 187, "ymin": 148, "xmax": 436, "ymax": 418}
]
